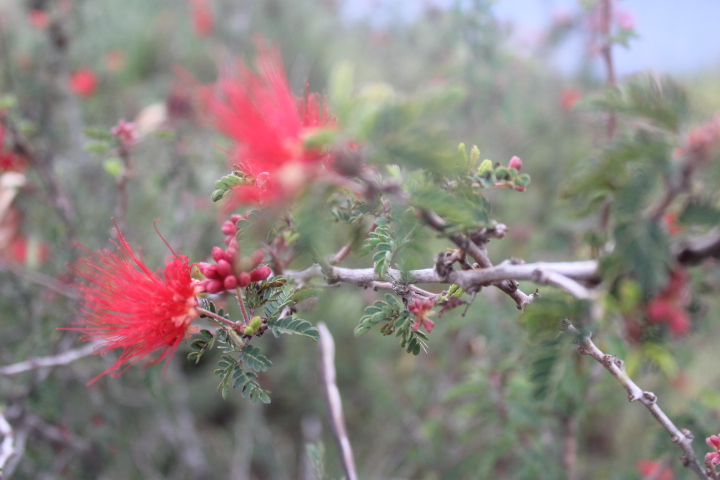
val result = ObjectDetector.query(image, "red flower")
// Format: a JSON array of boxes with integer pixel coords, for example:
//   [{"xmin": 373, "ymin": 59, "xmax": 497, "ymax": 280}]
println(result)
[
  {"xmin": 0, "ymin": 124, "xmax": 25, "ymax": 172},
  {"xmin": 707, "ymin": 435, "xmax": 720, "ymax": 465},
  {"xmin": 645, "ymin": 268, "xmax": 691, "ymax": 336},
  {"xmin": 560, "ymin": 88, "xmax": 582, "ymax": 111},
  {"xmin": 637, "ymin": 459, "xmax": 674, "ymax": 480},
  {"xmin": 28, "ymin": 9, "xmax": 51, "ymax": 29},
  {"xmin": 202, "ymin": 46, "xmax": 335, "ymax": 205},
  {"xmin": 69, "ymin": 69, "xmax": 98, "ymax": 97},
  {"xmin": 190, "ymin": 0, "xmax": 214, "ymax": 38},
  {"xmin": 67, "ymin": 224, "xmax": 200, "ymax": 384},
  {"xmin": 408, "ymin": 297, "xmax": 436, "ymax": 333}
]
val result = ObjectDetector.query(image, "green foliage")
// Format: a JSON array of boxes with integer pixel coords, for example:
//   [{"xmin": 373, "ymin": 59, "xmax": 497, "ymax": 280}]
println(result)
[
  {"xmin": 233, "ymin": 209, "xmax": 264, "ymax": 238},
  {"xmin": 354, "ymin": 293, "xmax": 428, "ymax": 355},
  {"xmin": 211, "ymin": 172, "xmax": 249, "ymax": 202},
  {"xmin": 214, "ymin": 355, "xmax": 271, "ymax": 403},
  {"xmin": 243, "ymin": 276, "xmax": 288, "ymax": 310},
  {"xmin": 410, "ymin": 183, "xmax": 491, "ymax": 235},
  {"xmin": 267, "ymin": 316, "xmax": 320, "ymax": 341},
  {"xmin": 187, "ymin": 329, "xmax": 219, "ymax": 364},
  {"xmin": 360, "ymin": 217, "xmax": 396, "ymax": 278},
  {"xmin": 305, "ymin": 442, "xmax": 327, "ymax": 480},
  {"xmin": 239, "ymin": 344, "xmax": 273, "ymax": 372},
  {"xmin": 589, "ymin": 73, "xmax": 689, "ymax": 132},
  {"xmin": 679, "ymin": 196, "xmax": 720, "ymax": 226}
]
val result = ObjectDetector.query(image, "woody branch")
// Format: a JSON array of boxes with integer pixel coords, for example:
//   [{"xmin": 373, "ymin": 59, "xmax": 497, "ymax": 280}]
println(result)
[{"xmin": 561, "ymin": 319, "xmax": 709, "ymax": 480}]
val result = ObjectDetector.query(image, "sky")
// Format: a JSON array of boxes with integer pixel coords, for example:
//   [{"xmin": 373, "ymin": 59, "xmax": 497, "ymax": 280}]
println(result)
[{"xmin": 341, "ymin": 0, "xmax": 720, "ymax": 77}]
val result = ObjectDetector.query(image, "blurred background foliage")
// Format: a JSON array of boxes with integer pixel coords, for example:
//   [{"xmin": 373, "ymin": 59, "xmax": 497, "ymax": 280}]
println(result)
[{"xmin": 1, "ymin": 0, "xmax": 720, "ymax": 479}]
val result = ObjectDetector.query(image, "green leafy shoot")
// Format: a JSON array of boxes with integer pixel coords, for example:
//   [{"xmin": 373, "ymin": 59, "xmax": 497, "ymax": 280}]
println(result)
[
  {"xmin": 355, "ymin": 293, "xmax": 428, "ymax": 355},
  {"xmin": 267, "ymin": 316, "xmax": 320, "ymax": 341},
  {"xmin": 214, "ymin": 355, "xmax": 271, "ymax": 403},
  {"xmin": 360, "ymin": 217, "xmax": 396, "ymax": 278},
  {"xmin": 239, "ymin": 344, "xmax": 273, "ymax": 372},
  {"xmin": 243, "ymin": 276, "xmax": 288, "ymax": 310},
  {"xmin": 187, "ymin": 329, "xmax": 217, "ymax": 364},
  {"xmin": 211, "ymin": 172, "xmax": 250, "ymax": 202}
]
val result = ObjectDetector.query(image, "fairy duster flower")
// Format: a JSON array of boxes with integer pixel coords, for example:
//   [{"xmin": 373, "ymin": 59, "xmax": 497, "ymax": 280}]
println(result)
[
  {"xmin": 202, "ymin": 46, "xmax": 335, "ymax": 204},
  {"xmin": 68, "ymin": 224, "xmax": 201, "ymax": 384}
]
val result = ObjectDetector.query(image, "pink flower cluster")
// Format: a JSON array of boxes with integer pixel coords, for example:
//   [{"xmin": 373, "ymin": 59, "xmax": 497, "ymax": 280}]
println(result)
[{"xmin": 196, "ymin": 215, "xmax": 271, "ymax": 293}]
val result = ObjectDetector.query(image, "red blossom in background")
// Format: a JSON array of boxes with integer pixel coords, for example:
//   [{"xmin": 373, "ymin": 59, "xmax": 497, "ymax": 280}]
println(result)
[
  {"xmin": 637, "ymin": 459, "xmax": 674, "ymax": 480},
  {"xmin": 111, "ymin": 119, "xmax": 139, "ymax": 148},
  {"xmin": 559, "ymin": 88, "xmax": 582, "ymax": 111},
  {"xmin": 645, "ymin": 268, "xmax": 691, "ymax": 336},
  {"xmin": 0, "ymin": 123, "xmax": 26, "ymax": 172},
  {"xmin": 408, "ymin": 297, "xmax": 436, "ymax": 333},
  {"xmin": 67, "ymin": 225, "xmax": 201, "ymax": 384},
  {"xmin": 202, "ymin": 46, "xmax": 335, "ymax": 205},
  {"xmin": 190, "ymin": 0, "xmax": 214, "ymax": 38},
  {"xmin": 28, "ymin": 9, "xmax": 51, "ymax": 29},
  {"xmin": 69, "ymin": 68, "xmax": 98, "ymax": 97}
]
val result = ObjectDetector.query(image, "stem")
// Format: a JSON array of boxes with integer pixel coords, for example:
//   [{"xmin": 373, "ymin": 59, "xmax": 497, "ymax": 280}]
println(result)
[
  {"xmin": 196, "ymin": 307, "xmax": 237, "ymax": 327},
  {"xmin": 561, "ymin": 320, "xmax": 709, "ymax": 480},
  {"xmin": 235, "ymin": 287, "xmax": 251, "ymax": 325}
]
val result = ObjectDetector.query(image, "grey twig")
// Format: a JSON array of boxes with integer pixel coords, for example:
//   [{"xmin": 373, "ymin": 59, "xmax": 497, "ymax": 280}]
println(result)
[
  {"xmin": 317, "ymin": 322, "xmax": 357, "ymax": 480},
  {"xmin": 561, "ymin": 320, "xmax": 709, "ymax": 480},
  {"xmin": 0, "ymin": 342, "xmax": 99, "ymax": 376}
]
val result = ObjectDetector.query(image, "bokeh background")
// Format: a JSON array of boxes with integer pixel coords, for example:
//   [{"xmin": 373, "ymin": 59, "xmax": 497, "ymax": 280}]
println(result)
[{"xmin": 1, "ymin": 1, "xmax": 720, "ymax": 479}]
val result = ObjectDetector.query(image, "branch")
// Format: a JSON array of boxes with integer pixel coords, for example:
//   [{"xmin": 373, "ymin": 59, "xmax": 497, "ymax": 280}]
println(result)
[
  {"xmin": 676, "ymin": 229, "xmax": 720, "ymax": 266},
  {"xmin": 0, "ymin": 411, "xmax": 15, "ymax": 477},
  {"xmin": 317, "ymin": 322, "xmax": 357, "ymax": 480},
  {"xmin": 561, "ymin": 320, "xmax": 709, "ymax": 480},
  {"xmin": 285, "ymin": 260, "xmax": 599, "ymax": 300},
  {"xmin": 420, "ymin": 209, "xmax": 534, "ymax": 308},
  {"xmin": 0, "ymin": 342, "xmax": 98, "ymax": 376}
]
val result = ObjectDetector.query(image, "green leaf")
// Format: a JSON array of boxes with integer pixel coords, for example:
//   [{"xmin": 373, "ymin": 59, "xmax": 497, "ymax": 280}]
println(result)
[
  {"xmin": 240, "ymin": 345, "xmax": 273, "ymax": 372},
  {"xmin": 86, "ymin": 141, "xmax": 111, "ymax": 154},
  {"xmin": 290, "ymin": 286, "xmax": 323, "ymax": 304},
  {"xmin": 267, "ymin": 316, "xmax": 320, "ymax": 341}
]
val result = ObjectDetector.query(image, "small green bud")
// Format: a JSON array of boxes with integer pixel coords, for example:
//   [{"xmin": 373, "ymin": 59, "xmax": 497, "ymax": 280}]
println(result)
[
  {"xmin": 495, "ymin": 166, "xmax": 509, "ymax": 180},
  {"xmin": 477, "ymin": 159, "xmax": 493, "ymax": 175},
  {"xmin": 244, "ymin": 316, "xmax": 263, "ymax": 336},
  {"xmin": 470, "ymin": 145, "xmax": 480, "ymax": 168}
]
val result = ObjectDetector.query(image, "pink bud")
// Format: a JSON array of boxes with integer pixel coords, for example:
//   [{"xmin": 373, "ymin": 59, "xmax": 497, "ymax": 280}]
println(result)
[
  {"xmin": 211, "ymin": 246, "xmax": 225, "ymax": 263},
  {"xmin": 223, "ymin": 275, "xmax": 238, "ymax": 290},
  {"xmin": 221, "ymin": 221, "xmax": 237, "ymax": 236},
  {"xmin": 237, "ymin": 272, "xmax": 251, "ymax": 288},
  {"xmin": 250, "ymin": 266, "xmax": 272, "ymax": 283},
  {"xmin": 248, "ymin": 250, "xmax": 264, "ymax": 271},
  {"xmin": 508, "ymin": 156, "xmax": 523, "ymax": 171},
  {"xmin": 216, "ymin": 259, "xmax": 232, "ymax": 278},
  {"xmin": 204, "ymin": 279, "xmax": 224, "ymax": 294},
  {"xmin": 230, "ymin": 214, "xmax": 244, "ymax": 223},
  {"xmin": 198, "ymin": 262, "xmax": 220, "ymax": 279}
]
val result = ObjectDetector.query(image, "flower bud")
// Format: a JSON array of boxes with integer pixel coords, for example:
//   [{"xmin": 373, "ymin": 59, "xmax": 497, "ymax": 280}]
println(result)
[
  {"xmin": 198, "ymin": 262, "xmax": 220, "ymax": 279},
  {"xmin": 211, "ymin": 246, "xmax": 225, "ymax": 263},
  {"xmin": 237, "ymin": 272, "xmax": 251, "ymax": 288},
  {"xmin": 250, "ymin": 265, "xmax": 272, "ymax": 283},
  {"xmin": 508, "ymin": 156, "xmax": 523, "ymax": 171},
  {"xmin": 216, "ymin": 259, "xmax": 232, "ymax": 278},
  {"xmin": 221, "ymin": 221, "xmax": 237, "ymax": 236},
  {"xmin": 223, "ymin": 275, "xmax": 238, "ymax": 290},
  {"xmin": 203, "ymin": 279, "xmax": 224, "ymax": 294}
]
